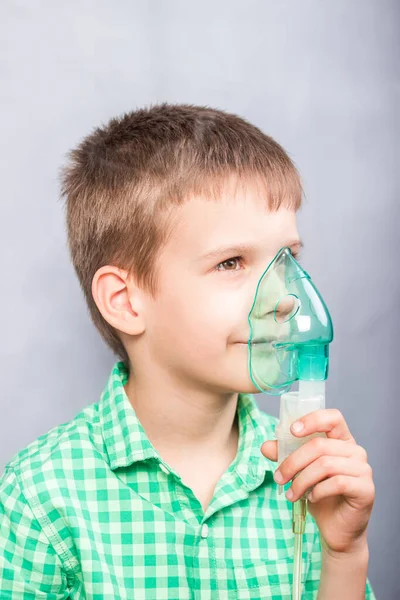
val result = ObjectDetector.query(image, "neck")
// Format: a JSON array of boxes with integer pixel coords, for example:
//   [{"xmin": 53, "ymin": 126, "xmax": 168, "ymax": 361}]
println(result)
[{"xmin": 123, "ymin": 362, "xmax": 239, "ymax": 465}]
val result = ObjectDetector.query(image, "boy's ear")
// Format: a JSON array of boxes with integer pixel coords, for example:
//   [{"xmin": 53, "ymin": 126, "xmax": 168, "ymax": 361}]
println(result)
[{"xmin": 91, "ymin": 266, "xmax": 146, "ymax": 336}]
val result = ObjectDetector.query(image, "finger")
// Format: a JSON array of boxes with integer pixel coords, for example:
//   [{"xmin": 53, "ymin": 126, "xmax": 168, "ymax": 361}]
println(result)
[
  {"xmin": 285, "ymin": 456, "xmax": 369, "ymax": 503},
  {"xmin": 307, "ymin": 474, "xmax": 376, "ymax": 509},
  {"xmin": 260, "ymin": 440, "xmax": 277, "ymax": 461},
  {"xmin": 290, "ymin": 408, "xmax": 356, "ymax": 443},
  {"xmin": 274, "ymin": 437, "xmax": 361, "ymax": 485}
]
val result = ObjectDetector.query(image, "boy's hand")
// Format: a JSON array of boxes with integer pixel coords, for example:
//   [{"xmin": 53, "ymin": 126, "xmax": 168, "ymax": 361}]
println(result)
[{"xmin": 261, "ymin": 409, "xmax": 375, "ymax": 556}]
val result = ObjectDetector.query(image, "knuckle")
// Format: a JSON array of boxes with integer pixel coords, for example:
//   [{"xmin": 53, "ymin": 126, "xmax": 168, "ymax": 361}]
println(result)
[
  {"xmin": 356, "ymin": 445, "xmax": 368, "ymax": 462},
  {"xmin": 311, "ymin": 436, "xmax": 325, "ymax": 452},
  {"xmin": 369, "ymin": 482, "xmax": 376, "ymax": 501},
  {"xmin": 362, "ymin": 463, "xmax": 373, "ymax": 477},
  {"xmin": 336, "ymin": 476, "xmax": 347, "ymax": 493},
  {"xmin": 331, "ymin": 408, "xmax": 342, "ymax": 421},
  {"xmin": 319, "ymin": 455, "xmax": 333, "ymax": 471},
  {"xmin": 364, "ymin": 481, "xmax": 376, "ymax": 505}
]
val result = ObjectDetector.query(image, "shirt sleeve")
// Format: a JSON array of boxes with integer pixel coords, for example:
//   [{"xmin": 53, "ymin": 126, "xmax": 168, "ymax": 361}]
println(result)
[
  {"xmin": 304, "ymin": 524, "xmax": 377, "ymax": 599},
  {"xmin": 0, "ymin": 466, "xmax": 69, "ymax": 599}
]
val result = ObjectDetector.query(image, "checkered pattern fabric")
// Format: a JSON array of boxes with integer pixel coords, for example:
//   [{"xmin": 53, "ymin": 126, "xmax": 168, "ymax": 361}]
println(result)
[{"xmin": 0, "ymin": 361, "xmax": 376, "ymax": 599}]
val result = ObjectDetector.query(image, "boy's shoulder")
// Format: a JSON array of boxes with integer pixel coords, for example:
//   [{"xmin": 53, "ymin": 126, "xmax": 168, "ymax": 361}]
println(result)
[
  {"xmin": 3, "ymin": 361, "xmax": 125, "ymax": 479},
  {"xmin": 3, "ymin": 400, "xmax": 101, "ymax": 480}
]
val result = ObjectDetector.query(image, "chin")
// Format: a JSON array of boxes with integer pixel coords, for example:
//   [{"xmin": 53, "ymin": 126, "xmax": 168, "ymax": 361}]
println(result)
[
  {"xmin": 237, "ymin": 382, "xmax": 264, "ymax": 395},
  {"xmin": 222, "ymin": 371, "xmax": 262, "ymax": 395}
]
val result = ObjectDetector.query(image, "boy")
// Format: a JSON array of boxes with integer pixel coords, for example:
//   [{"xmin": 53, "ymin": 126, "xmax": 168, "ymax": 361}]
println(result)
[{"xmin": 0, "ymin": 104, "xmax": 376, "ymax": 599}]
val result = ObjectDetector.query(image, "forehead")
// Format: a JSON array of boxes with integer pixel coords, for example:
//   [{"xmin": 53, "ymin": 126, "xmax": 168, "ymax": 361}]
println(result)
[{"xmin": 164, "ymin": 179, "xmax": 299, "ymax": 257}]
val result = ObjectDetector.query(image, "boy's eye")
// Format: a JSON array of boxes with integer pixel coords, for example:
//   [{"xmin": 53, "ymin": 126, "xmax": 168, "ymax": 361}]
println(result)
[
  {"xmin": 215, "ymin": 251, "xmax": 301, "ymax": 272},
  {"xmin": 216, "ymin": 256, "xmax": 243, "ymax": 272}
]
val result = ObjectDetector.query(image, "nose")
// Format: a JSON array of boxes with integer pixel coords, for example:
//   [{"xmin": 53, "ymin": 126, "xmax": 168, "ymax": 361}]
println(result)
[
  {"xmin": 251, "ymin": 267, "xmax": 289, "ymax": 319},
  {"xmin": 274, "ymin": 294, "xmax": 300, "ymax": 323}
]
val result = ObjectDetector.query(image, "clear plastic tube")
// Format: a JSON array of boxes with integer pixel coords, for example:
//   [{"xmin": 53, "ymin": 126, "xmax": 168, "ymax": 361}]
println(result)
[
  {"xmin": 292, "ymin": 497, "xmax": 307, "ymax": 600},
  {"xmin": 275, "ymin": 383, "xmax": 326, "ymax": 600},
  {"xmin": 293, "ymin": 531, "xmax": 304, "ymax": 600}
]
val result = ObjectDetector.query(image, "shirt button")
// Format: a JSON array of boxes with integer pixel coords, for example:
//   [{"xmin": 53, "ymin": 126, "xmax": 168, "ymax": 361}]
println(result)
[
  {"xmin": 160, "ymin": 463, "xmax": 170, "ymax": 474},
  {"xmin": 200, "ymin": 523, "xmax": 209, "ymax": 538}
]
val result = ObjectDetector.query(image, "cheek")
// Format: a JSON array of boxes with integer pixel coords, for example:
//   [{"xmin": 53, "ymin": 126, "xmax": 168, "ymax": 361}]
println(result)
[
  {"xmin": 183, "ymin": 284, "xmax": 251, "ymax": 343},
  {"xmin": 152, "ymin": 285, "xmax": 247, "ymax": 346}
]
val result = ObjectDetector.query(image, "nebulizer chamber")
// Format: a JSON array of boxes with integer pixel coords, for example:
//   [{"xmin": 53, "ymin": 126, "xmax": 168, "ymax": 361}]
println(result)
[{"xmin": 248, "ymin": 247, "xmax": 334, "ymax": 600}]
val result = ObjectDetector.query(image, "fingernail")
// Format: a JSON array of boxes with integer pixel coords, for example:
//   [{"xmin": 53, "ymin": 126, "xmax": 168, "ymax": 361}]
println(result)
[
  {"xmin": 286, "ymin": 488, "xmax": 294, "ymax": 500},
  {"xmin": 274, "ymin": 469, "xmax": 283, "ymax": 483},
  {"xmin": 291, "ymin": 420, "xmax": 304, "ymax": 433}
]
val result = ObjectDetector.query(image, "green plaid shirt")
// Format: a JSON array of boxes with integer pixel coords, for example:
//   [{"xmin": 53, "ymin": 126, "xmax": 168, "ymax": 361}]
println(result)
[{"xmin": 1, "ymin": 361, "xmax": 376, "ymax": 599}]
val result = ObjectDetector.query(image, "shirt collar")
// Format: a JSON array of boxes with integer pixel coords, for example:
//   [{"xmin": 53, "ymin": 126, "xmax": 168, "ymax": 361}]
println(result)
[{"xmin": 98, "ymin": 361, "xmax": 276, "ymax": 481}]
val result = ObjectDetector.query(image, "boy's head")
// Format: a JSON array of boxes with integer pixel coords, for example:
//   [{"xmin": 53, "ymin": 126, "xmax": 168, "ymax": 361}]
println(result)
[{"xmin": 61, "ymin": 103, "xmax": 303, "ymax": 393}]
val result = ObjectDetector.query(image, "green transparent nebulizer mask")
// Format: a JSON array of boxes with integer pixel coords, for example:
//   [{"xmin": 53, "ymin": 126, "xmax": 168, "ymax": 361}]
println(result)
[
  {"xmin": 248, "ymin": 247, "xmax": 334, "ymax": 600},
  {"xmin": 248, "ymin": 246, "xmax": 333, "ymax": 395}
]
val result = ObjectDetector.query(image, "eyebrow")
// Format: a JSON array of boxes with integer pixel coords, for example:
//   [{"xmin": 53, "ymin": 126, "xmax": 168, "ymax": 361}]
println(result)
[{"xmin": 197, "ymin": 239, "xmax": 304, "ymax": 261}]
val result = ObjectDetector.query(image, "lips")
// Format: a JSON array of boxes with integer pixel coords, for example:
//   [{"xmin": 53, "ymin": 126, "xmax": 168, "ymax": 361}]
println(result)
[{"xmin": 237, "ymin": 338, "xmax": 275, "ymax": 344}]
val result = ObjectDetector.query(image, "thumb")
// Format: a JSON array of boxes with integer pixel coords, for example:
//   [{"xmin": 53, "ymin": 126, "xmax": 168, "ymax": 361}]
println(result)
[{"xmin": 261, "ymin": 439, "xmax": 278, "ymax": 461}]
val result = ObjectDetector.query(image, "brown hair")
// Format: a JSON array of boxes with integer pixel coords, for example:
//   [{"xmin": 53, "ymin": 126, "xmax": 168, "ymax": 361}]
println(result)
[{"xmin": 60, "ymin": 103, "xmax": 303, "ymax": 365}]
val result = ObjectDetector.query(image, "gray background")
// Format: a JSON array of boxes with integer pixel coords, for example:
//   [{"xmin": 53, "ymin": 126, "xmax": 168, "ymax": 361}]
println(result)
[{"xmin": 1, "ymin": 1, "xmax": 398, "ymax": 597}]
